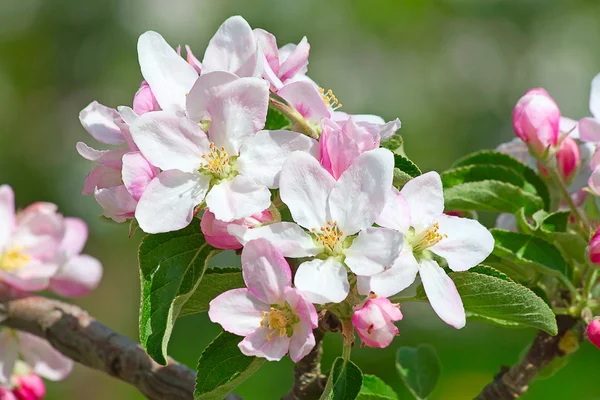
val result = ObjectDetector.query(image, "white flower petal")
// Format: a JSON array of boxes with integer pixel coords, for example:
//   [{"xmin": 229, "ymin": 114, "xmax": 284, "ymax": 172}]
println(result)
[
  {"xmin": 328, "ymin": 148, "xmax": 394, "ymax": 236},
  {"xmin": 590, "ymin": 72, "xmax": 600, "ymax": 119},
  {"xmin": 186, "ymin": 71, "xmax": 238, "ymax": 122},
  {"xmin": 129, "ymin": 111, "xmax": 209, "ymax": 172},
  {"xmin": 401, "ymin": 171, "xmax": 444, "ymax": 229},
  {"xmin": 79, "ymin": 101, "xmax": 124, "ymax": 145},
  {"xmin": 430, "ymin": 214, "xmax": 494, "ymax": 272},
  {"xmin": 0, "ymin": 185, "xmax": 15, "ymax": 249},
  {"xmin": 279, "ymin": 151, "xmax": 335, "ymax": 230},
  {"xmin": 294, "ymin": 258, "xmax": 349, "ymax": 304},
  {"xmin": 205, "ymin": 175, "xmax": 271, "ymax": 222},
  {"xmin": 579, "ymin": 117, "xmax": 600, "ymax": 144},
  {"xmin": 238, "ymin": 327, "xmax": 290, "ymax": 361},
  {"xmin": 419, "ymin": 258, "xmax": 465, "ymax": 329},
  {"xmin": 0, "ymin": 330, "xmax": 18, "ymax": 385},
  {"xmin": 560, "ymin": 116, "xmax": 579, "ymax": 139},
  {"xmin": 345, "ymin": 227, "xmax": 404, "ymax": 276},
  {"xmin": 135, "ymin": 170, "xmax": 210, "ymax": 234},
  {"xmin": 137, "ymin": 31, "xmax": 198, "ymax": 111},
  {"xmin": 237, "ymin": 130, "xmax": 319, "ymax": 188},
  {"xmin": 19, "ymin": 332, "xmax": 74, "ymax": 381},
  {"xmin": 228, "ymin": 222, "xmax": 320, "ymax": 258},
  {"xmin": 376, "ymin": 187, "xmax": 411, "ymax": 233},
  {"xmin": 356, "ymin": 249, "xmax": 420, "ymax": 297}
]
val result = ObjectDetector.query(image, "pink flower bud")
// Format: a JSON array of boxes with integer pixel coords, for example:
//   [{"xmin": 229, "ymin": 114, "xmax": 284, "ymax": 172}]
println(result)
[
  {"xmin": 512, "ymin": 88, "xmax": 560, "ymax": 156},
  {"xmin": 587, "ymin": 319, "xmax": 600, "ymax": 349},
  {"xmin": 588, "ymin": 228, "xmax": 600, "ymax": 265},
  {"xmin": 352, "ymin": 296, "xmax": 403, "ymax": 348},
  {"xmin": 200, "ymin": 210, "xmax": 274, "ymax": 250},
  {"xmin": 0, "ymin": 387, "xmax": 17, "ymax": 400},
  {"xmin": 132, "ymin": 81, "xmax": 160, "ymax": 115},
  {"xmin": 557, "ymin": 137, "xmax": 580, "ymax": 182},
  {"xmin": 12, "ymin": 374, "xmax": 45, "ymax": 400}
]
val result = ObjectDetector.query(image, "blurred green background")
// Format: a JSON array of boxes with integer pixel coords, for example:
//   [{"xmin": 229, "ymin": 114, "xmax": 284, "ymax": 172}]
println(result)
[{"xmin": 2, "ymin": 0, "xmax": 600, "ymax": 398}]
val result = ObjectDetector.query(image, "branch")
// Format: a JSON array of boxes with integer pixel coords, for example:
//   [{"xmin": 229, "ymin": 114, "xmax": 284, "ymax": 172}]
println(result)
[
  {"xmin": 476, "ymin": 315, "xmax": 579, "ymax": 399},
  {"xmin": 0, "ymin": 285, "xmax": 195, "ymax": 400}
]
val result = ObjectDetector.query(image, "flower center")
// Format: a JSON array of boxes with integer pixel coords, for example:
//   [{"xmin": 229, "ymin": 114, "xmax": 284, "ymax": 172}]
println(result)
[
  {"xmin": 318, "ymin": 87, "xmax": 342, "ymax": 110},
  {"xmin": 312, "ymin": 221, "xmax": 344, "ymax": 254},
  {"xmin": 0, "ymin": 247, "xmax": 30, "ymax": 272},
  {"xmin": 409, "ymin": 223, "xmax": 447, "ymax": 254},
  {"xmin": 200, "ymin": 142, "xmax": 234, "ymax": 180},
  {"xmin": 260, "ymin": 307, "xmax": 297, "ymax": 340}
]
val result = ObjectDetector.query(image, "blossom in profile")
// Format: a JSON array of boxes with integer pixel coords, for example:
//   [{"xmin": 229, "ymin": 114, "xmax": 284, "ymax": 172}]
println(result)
[
  {"xmin": 352, "ymin": 295, "xmax": 402, "ymax": 348},
  {"xmin": 209, "ymin": 239, "xmax": 317, "ymax": 362}
]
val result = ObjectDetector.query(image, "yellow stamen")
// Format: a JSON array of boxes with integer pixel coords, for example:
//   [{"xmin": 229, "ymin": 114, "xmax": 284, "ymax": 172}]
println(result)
[
  {"xmin": 318, "ymin": 87, "xmax": 342, "ymax": 110},
  {"xmin": 314, "ymin": 221, "xmax": 344, "ymax": 253},
  {"xmin": 261, "ymin": 307, "xmax": 289, "ymax": 340},
  {"xmin": 0, "ymin": 247, "xmax": 30, "ymax": 272},
  {"xmin": 200, "ymin": 142, "xmax": 231, "ymax": 178},
  {"xmin": 411, "ymin": 222, "xmax": 447, "ymax": 253}
]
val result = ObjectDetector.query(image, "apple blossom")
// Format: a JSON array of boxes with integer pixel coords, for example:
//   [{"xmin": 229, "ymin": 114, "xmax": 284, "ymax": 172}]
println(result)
[
  {"xmin": 130, "ymin": 71, "xmax": 318, "ymax": 232},
  {"xmin": 201, "ymin": 209, "xmax": 274, "ymax": 250},
  {"xmin": 512, "ymin": 88, "xmax": 560, "ymax": 156},
  {"xmin": 358, "ymin": 172, "xmax": 494, "ymax": 328},
  {"xmin": 588, "ymin": 320, "xmax": 600, "ymax": 350},
  {"xmin": 208, "ymin": 239, "xmax": 318, "ymax": 362},
  {"xmin": 0, "ymin": 330, "xmax": 72, "ymax": 388},
  {"xmin": 254, "ymin": 28, "xmax": 309, "ymax": 90},
  {"xmin": 229, "ymin": 149, "xmax": 404, "ymax": 304},
  {"xmin": 10, "ymin": 372, "xmax": 45, "ymax": 400},
  {"xmin": 352, "ymin": 295, "xmax": 402, "ymax": 348}
]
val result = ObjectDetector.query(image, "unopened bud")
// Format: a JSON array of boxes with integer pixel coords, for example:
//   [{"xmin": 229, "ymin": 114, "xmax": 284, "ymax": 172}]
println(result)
[
  {"xmin": 587, "ymin": 228, "xmax": 600, "ymax": 265},
  {"xmin": 201, "ymin": 209, "xmax": 274, "ymax": 250},
  {"xmin": 12, "ymin": 373, "xmax": 45, "ymax": 400},
  {"xmin": 512, "ymin": 88, "xmax": 560, "ymax": 156},
  {"xmin": 586, "ymin": 319, "xmax": 600, "ymax": 349}
]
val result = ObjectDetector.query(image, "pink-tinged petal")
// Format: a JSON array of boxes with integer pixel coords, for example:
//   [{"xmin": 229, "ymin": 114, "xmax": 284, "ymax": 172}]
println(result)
[
  {"xmin": 353, "ymin": 115, "xmax": 401, "ymax": 142},
  {"xmin": 345, "ymin": 227, "xmax": 403, "ymax": 276},
  {"xmin": 237, "ymin": 130, "xmax": 319, "ymax": 189},
  {"xmin": 79, "ymin": 101, "xmax": 124, "ymax": 145},
  {"xmin": 186, "ymin": 71, "xmax": 238, "ymax": 122},
  {"xmin": 279, "ymin": 152, "xmax": 335, "ymax": 230},
  {"xmin": 328, "ymin": 148, "xmax": 394, "ymax": 236},
  {"xmin": 319, "ymin": 120, "xmax": 362, "ymax": 180},
  {"xmin": 0, "ymin": 261, "xmax": 58, "ymax": 292},
  {"xmin": 200, "ymin": 210, "xmax": 273, "ymax": 250},
  {"xmin": 287, "ymin": 320, "xmax": 315, "ymax": 362},
  {"xmin": 185, "ymin": 45, "xmax": 202, "ymax": 74},
  {"xmin": 590, "ymin": 147, "xmax": 600, "ymax": 171},
  {"xmin": 0, "ymin": 387, "xmax": 17, "ymax": 400},
  {"xmin": 352, "ymin": 298, "xmax": 401, "ymax": 348},
  {"xmin": 60, "ymin": 218, "xmax": 87, "ymax": 256},
  {"xmin": 589, "ymin": 167, "xmax": 600, "ymax": 195},
  {"xmin": 205, "ymin": 175, "xmax": 271, "ymax": 222},
  {"xmin": 253, "ymin": 29, "xmax": 279, "ymax": 76},
  {"xmin": 376, "ymin": 187, "xmax": 411, "ymax": 233},
  {"xmin": 241, "ymin": 239, "xmax": 291, "ymax": 304},
  {"xmin": 75, "ymin": 143, "xmax": 125, "ymax": 167},
  {"xmin": 430, "ymin": 214, "xmax": 494, "ymax": 272},
  {"xmin": 117, "ymin": 105, "xmax": 138, "ymax": 126},
  {"xmin": 400, "ymin": 171, "xmax": 444, "ymax": 229},
  {"xmin": 0, "ymin": 185, "xmax": 15, "ymax": 249},
  {"xmin": 18, "ymin": 333, "xmax": 73, "ymax": 381},
  {"xmin": 261, "ymin": 58, "xmax": 284, "ymax": 91},
  {"xmin": 202, "ymin": 16, "xmax": 262, "ymax": 78},
  {"xmin": 560, "ymin": 116, "xmax": 579, "ymax": 139},
  {"xmin": 49, "ymin": 254, "xmax": 102, "ymax": 298},
  {"xmin": 278, "ymin": 81, "xmax": 330, "ymax": 124},
  {"xmin": 0, "ymin": 330, "xmax": 18, "ymax": 385},
  {"xmin": 135, "ymin": 171, "xmax": 210, "ymax": 234},
  {"xmin": 284, "ymin": 287, "xmax": 318, "ymax": 329},
  {"xmin": 121, "ymin": 152, "xmax": 158, "ymax": 202},
  {"xmin": 137, "ymin": 31, "xmax": 198, "ymax": 112},
  {"xmin": 579, "ymin": 117, "xmax": 600, "ymax": 144},
  {"xmin": 82, "ymin": 165, "xmax": 122, "ymax": 195},
  {"xmin": 279, "ymin": 37, "xmax": 309, "ymax": 83},
  {"xmin": 13, "ymin": 206, "xmax": 63, "ymax": 259},
  {"xmin": 294, "ymin": 258, "xmax": 349, "ymax": 304},
  {"xmin": 512, "ymin": 88, "xmax": 560, "ymax": 155},
  {"xmin": 129, "ymin": 111, "xmax": 209, "ymax": 173},
  {"xmin": 132, "ymin": 81, "xmax": 161, "ymax": 115},
  {"xmin": 590, "ymin": 73, "xmax": 600, "ymax": 119},
  {"xmin": 238, "ymin": 327, "xmax": 290, "ymax": 361},
  {"xmin": 228, "ymin": 222, "xmax": 320, "ymax": 258},
  {"xmin": 208, "ymin": 288, "xmax": 269, "ymax": 336},
  {"xmin": 207, "ymin": 77, "xmax": 269, "ymax": 156},
  {"xmin": 419, "ymin": 258, "xmax": 465, "ymax": 329},
  {"xmin": 94, "ymin": 186, "xmax": 136, "ymax": 223},
  {"xmin": 356, "ymin": 249, "xmax": 420, "ymax": 297}
]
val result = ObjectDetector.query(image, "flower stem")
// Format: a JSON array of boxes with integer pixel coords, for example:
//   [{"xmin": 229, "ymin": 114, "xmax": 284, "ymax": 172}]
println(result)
[
  {"xmin": 341, "ymin": 319, "xmax": 354, "ymax": 361},
  {"xmin": 547, "ymin": 164, "xmax": 590, "ymax": 235},
  {"xmin": 269, "ymin": 97, "xmax": 319, "ymax": 139},
  {"xmin": 583, "ymin": 268, "xmax": 599, "ymax": 300}
]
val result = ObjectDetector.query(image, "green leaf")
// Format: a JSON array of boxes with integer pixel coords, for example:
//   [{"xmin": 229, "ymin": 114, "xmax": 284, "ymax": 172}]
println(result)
[
  {"xmin": 320, "ymin": 357, "xmax": 363, "ymax": 400},
  {"xmin": 180, "ymin": 267, "xmax": 245, "ymax": 317},
  {"xmin": 452, "ymin": 150, "xmax": 550, "ymax": 209},
  {"xmin": 392, "ymin": 168, "xmax": 414, "ymax": 189},
  {"xmin": 194, "ymin": 331, "xmax": 264, "ymax": 400},
  {"xmin": 396, "ymin": 345, "xmax": 441, "ymax": 400},
  {"xmin": 381, "ymin": 134, "xmax": 404, "ymax": 155},
  {"xmin": 394, "ymin": 154, "xmax": 421, "ymax": 178},
  {"xmin": 357, "ymin": 375, "xmax": 398, "ymax": 399},
  {"xmin": 443, "ymin": 180, "xmax": 544, "ymax": 214},
  {"xmin": 138, "ymin": 223, "xmax": 220, "ymax": 364},
  {"xmin": 265, "ymin": 106, "xmax": 292, "ymax": 130},
  {"xmin": 469, "ymin": 265, "xmax": 513, "ymax": 282},
  {"xmin": 490, "ymin": 229, "xmax": 568, "ymax": 278},
  {"xmin": 449, "ymin": 271, "xmax": 558, "ymax": 335},
  {"xmin": 539, "ymin": 211, "xmax": 570, "ymax": 232},
  {"xmin": 535, "ymin": 211, "xmax": 587, "ymax": 265},
  {"xmin": 441, "ymin": 165, "xmax": 534, "ymax": 192}
]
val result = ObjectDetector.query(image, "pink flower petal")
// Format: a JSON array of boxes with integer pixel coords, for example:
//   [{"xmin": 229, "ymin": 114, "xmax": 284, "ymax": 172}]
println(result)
[
  {"xmin": 121, "ymin": 152, "xmax": 158, "ymax": 202},
  {"xmin": 49, "ymin": 254, "xmax": 102, "ymax": 298},
  {"xmin": 278, "ymin": 81, "xmax": 330, "ymax": 124},
  {"xmin": 208, "ymin": 288, "xmax": 269, "ymax": 336},
  {"xmin": 238, "ymin": 327, "xmax": 290, "ymax": 361},
  {"xmin": 18, "ymin": 332, "xmax": 73, "ymax": 381},
  {"xmin": 79, "ymin": 101, "xmax": 124, "ymax": 145},
  {"xmin": 94, "ymin": 185, "xmax": 137, "ymax": 223},
  {"xmin": 186, "ymin": 71, "xmax": 238, "ymax": 123},
  {"xmin": 60, "ymin": 218, "xmax": 87, "ymax": 256},
  {"xmin": 228, "ymin": 222, "xmax": 320, "ymax": 258},
  {"xmin": 241, "ymin": 239, "xmax": 291, "ymax": 305},
  {"xmin": 0, "ymin": 185, "xmax": 15, "ymax": 249}
]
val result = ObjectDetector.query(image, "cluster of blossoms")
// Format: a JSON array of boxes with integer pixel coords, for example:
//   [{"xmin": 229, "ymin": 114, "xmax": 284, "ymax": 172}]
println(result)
[
  {"xmin": 0, "ymin": 185, "xmax": 102, "ymax": 398},
  {"xmin": 78, "ymin": 16, "xmax": 494, "ymax": 360}
]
